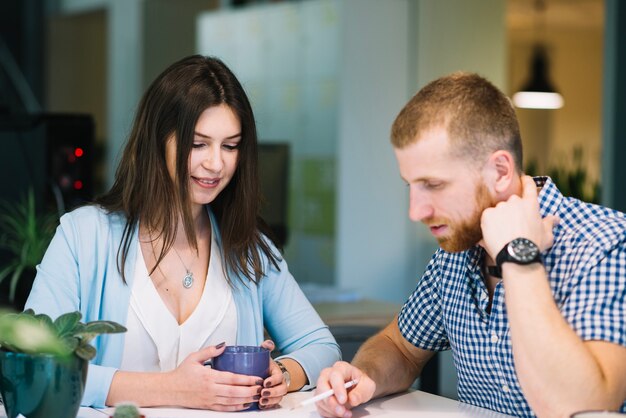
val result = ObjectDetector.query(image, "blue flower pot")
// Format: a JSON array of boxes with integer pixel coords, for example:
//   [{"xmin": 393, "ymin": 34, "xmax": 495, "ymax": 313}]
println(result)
[{"xmin": 0, "ymin": 351, "xmax": 88, "ymax": 418}]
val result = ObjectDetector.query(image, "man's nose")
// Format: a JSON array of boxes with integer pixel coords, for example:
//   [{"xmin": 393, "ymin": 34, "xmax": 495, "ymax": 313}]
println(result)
[{"xmin": 408, "ymin": 191, "xmax": 434, "ymax": 222}]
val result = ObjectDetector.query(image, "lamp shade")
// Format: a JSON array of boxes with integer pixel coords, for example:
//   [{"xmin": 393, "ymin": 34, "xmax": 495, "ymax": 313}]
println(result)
[{"xmin": 513, "ymin": 44, "xmax": 563, "ymax": 109}]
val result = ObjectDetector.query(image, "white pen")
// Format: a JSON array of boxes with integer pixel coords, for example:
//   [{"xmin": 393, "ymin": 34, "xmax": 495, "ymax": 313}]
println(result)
[{"xmin": 290, "ymin": 379, "xmax": 359, "ymax": 410}]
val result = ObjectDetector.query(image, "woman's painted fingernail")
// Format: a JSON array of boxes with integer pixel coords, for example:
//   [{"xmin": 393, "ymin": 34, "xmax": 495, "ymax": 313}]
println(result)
[
  {"xmin": 242, "ymin": 403, "xmax": 251, "ymax": 409},
  {"xmin": 256, "ymin": 379, "xmax": 264, "ymax": 385},
  {"xmin": 262, "ymin": 390, "xmax": 270, "ymax": 397},
  {"xmin": 256, "ymin": 387, "xmax": 262, "ymax": 394},
  {"xmin": 253, "ymin": 395, "xmax": 260, "ymax": 401},
  {"xmin": 215, "ymin": 342, "xmax": 225, "ymax": 349},
  {"xmin": 264, "ymin": 380, "xmax": 272, "ymax": 388},
  {"xmin": 260, "ymin": 398, "xmax": 268, "ymax": 405}
]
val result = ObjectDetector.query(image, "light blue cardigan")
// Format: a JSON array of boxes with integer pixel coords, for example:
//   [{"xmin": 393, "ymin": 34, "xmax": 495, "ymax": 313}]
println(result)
[{"xmin": 25, "ymin": 206, "xmax": 340, "ymax": 407}]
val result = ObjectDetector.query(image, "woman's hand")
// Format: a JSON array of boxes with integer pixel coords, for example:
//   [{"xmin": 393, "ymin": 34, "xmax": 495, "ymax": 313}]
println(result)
[
  {"xmin": 258, "ymin": 339, "xmax": 288, "ymax": 409},
  {"xmin": 167, "ymin": 343, "xmax": 264, "ymax": 411}
]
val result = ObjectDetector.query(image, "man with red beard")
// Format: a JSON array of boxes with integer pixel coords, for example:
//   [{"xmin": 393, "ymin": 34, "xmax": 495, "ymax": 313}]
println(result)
[{"xmin": 315, "ymin": 73, "xmax": 626, "ymax": 418}]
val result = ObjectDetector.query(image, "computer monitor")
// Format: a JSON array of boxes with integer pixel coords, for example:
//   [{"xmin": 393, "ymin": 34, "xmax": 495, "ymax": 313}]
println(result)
[{"xmin": 258, "ymin": 142, "xmax": 289, "ymax": 248}]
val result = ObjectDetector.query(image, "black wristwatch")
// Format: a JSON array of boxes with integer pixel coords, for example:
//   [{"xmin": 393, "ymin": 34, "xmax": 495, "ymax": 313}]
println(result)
[{"xmin": 495, "ymin": 237, "xmax": 542, "ymax": 272}]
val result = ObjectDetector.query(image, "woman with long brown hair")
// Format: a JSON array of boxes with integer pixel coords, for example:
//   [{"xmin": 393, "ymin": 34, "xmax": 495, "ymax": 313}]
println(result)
[{"xmin": 26, "ymin": 55, "xmax": 340, "ymax": 411}]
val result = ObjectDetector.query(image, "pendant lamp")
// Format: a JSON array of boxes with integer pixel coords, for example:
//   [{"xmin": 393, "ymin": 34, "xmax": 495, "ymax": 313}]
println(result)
[{"xmin": 512, "ymin": 0, "xmax": 563, "ymax": 109}]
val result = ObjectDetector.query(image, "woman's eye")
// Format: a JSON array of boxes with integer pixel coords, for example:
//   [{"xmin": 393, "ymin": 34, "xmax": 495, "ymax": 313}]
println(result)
[
  {"xmin": 223, "ymin": 143, "xmax": 240, "ymax": 151},
  {"xmin": 192, "ymin": 143, "xmax": 205, "ymax": 149}
]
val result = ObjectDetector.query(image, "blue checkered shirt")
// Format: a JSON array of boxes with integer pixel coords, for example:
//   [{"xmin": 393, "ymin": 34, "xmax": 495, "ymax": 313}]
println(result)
[{"xmin": 398, "ymin": 177, "xmax": 626, "ymax": 417}]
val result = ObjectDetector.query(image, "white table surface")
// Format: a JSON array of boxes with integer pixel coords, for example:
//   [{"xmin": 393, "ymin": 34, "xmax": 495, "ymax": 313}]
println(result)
[{"xmin": 2, "ymin": 390, "xmax": 513, "ymax": 418}]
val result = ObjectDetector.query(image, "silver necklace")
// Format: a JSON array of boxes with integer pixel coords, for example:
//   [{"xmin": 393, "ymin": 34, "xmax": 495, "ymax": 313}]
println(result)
[{"xmin": 172, "ymin": 247, "xmax": 194, "ymax": 289}]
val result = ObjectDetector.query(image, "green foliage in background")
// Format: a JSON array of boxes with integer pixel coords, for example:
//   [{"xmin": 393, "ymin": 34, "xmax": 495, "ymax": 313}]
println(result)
[
  {"xmin": 0, "ymin": 309, "xmax": 126, "ymax": 360},
  {"xmin": 0, "ymin": 189, "xmax": 58, "ymax": 302},
  {"xmin": 526, "ymin": 146, "xmax": 600, "ymax": 204}
]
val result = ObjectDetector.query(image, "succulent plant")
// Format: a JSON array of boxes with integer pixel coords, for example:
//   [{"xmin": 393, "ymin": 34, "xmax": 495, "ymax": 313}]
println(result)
[
  {"xmin": 112, "ymin": 402, "xmax": 143, "ymax": 418},
  {"xmin": 0, "ymin": 309, "xmax": 126, "ymax": 360}
]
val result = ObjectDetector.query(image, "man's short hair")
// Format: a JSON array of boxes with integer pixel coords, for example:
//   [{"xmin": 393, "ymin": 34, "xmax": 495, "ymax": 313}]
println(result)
[{"xmin": 390, "ymin": 72, "xmax": 523, "ymax": 172}]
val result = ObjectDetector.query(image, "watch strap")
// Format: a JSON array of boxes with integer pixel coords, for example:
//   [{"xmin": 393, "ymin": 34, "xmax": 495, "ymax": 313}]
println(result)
[
  {"xmin": 274, "ymin": 359, "xmax": 291, "ymax": 389},
  {"xmin": 495, "ymin": 242, "xmax": 512, "ymax": 268},
  {"xmin": 487, "ymin": 265, "xmax": 502, "ymax": 278}
]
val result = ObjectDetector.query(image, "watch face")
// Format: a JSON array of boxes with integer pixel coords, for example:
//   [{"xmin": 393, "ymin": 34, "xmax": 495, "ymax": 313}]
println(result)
[{"xmin": 507, "ymin": 238, "xmax": 539, "ymax": 263}]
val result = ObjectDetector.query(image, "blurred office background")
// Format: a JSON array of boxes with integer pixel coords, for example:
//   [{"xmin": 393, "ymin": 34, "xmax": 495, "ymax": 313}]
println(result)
[{"xmin": 1, "ymin": 0, "xmax": 625, "ymax": 399}]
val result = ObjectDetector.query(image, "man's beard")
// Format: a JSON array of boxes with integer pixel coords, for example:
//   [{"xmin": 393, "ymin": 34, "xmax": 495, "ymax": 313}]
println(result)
[{"xmin": 436, "ymin": 181, "xmax": 496, "ymax": 253}]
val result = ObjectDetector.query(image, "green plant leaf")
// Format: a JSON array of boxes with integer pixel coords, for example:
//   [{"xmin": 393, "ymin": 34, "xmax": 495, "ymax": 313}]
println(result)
[
  {"xmin": 0, "ymin": 261, "xmax": 18, "ymax": 286},
  {"xmin": 74, "ymin": 343, "xmax": 97, "ymax": 361},
  {"xmin": 0, "ymin": 309, "xmax": 125, "ymax": 359},
  {"xmin": 33, "ymin": 313, "xmax": 54, "ymax": 330},
  {"xmin": 54, "ymin": 311, "xmax": 82, "ymax": 337},
  {"xmin": 0, "ymin": 313, "xmax": 67, "ymax": 356},
  {"xmin": 8, "ymin": 264, "xmax": 24, "ymax": 302},
  {"xmin": 72, "ymin": 322, "xmax": 86, "ymax": 335},
  {"xmin": 78, "ymin": 321, "xmax": 127, "ymax": 345},
  {"xmin": 534, "ymin": 146, "xmax": 601, "ymax": 204},
  {"xmin": 82, "ymin": 321, "xmax": 127, "ymax": 335},
  {"xmin": 0, "ymin": 188, "xmax": 58, "ymax": 298},
  {"xmin": 61, "ymin": 336, "xmax": 79, "ymax": 352}
]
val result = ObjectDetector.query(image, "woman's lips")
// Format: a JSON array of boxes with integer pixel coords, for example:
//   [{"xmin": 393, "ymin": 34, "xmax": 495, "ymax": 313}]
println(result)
[{"xmin": 192, "ymin": 176, "xmax": 220, "ymax": 188}]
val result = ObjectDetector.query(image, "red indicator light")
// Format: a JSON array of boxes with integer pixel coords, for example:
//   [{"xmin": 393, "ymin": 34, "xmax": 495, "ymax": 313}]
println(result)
[
  {"xmin": 74, "ymin": 148, "xmax": 84, "ymax": 157},
  {"xmin": 73, "ymin": 180, "xmax": 83, "ymax": 190}
]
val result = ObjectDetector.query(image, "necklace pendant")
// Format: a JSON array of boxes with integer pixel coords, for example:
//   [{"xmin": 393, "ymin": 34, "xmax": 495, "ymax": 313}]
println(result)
[{"xmin": 182, "ymin": 271, "xmax": 194, "ymax": 289}]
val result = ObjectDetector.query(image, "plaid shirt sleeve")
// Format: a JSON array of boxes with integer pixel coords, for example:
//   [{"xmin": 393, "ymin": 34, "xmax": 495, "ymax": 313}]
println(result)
[
  {"xmin": 561, "ymin": 236, "xmax": 626, "ymax": 347},
  {"xmin": 398, "ymin": 251, "xmax": 450, "ymax": 351}
]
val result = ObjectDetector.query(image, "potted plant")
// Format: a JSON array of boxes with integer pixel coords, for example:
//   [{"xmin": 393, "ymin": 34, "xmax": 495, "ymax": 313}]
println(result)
[
  {"xmin": 111, "ymin": 402, "xmax": 146, "ymax": 418},
  {"xmin": 0, "ymin": 309, "xmax": 126, "ymax": 418},
  {"xmin": 0, "ymin": 190, "xmax": 57, "ymax": 310}
]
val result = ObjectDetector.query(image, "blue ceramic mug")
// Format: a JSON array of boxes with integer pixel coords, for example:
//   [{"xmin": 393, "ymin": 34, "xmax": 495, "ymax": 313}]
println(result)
[{"xmin": 211, "ymin": 345, "xmax": 270, "ymax": 410}]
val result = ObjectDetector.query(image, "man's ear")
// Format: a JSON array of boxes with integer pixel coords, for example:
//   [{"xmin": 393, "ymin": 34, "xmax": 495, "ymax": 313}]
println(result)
[{"xmin": 483, "ymin": 150, "xmax": 516, "ymax": 195}]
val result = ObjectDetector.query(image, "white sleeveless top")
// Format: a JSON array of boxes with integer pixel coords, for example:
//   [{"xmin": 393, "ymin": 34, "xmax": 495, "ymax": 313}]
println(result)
[{"xmin": 120, "ymin": 232, "xmax": 237, "ymax": 372}]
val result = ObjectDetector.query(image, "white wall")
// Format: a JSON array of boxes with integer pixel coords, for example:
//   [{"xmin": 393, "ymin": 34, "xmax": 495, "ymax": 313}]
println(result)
[
  {"xmin": 415, "ymin": 0, "xmax": 507, "ymax": 90},
  {"xmin": 106, "ymin": 0, "xmax": 143, "ymax": 185},
  {"xmin": 335, "ymin": 0, "xmax": 412, "ymax": 303},
  {"xmin": 143, "ymin": 0, "xmax": 219, "ymax": 89}
]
